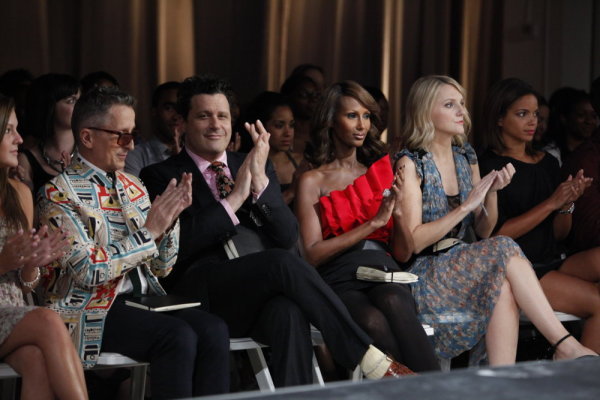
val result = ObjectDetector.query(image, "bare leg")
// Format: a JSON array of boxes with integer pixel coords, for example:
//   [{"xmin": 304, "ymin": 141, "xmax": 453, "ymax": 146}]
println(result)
[
  {"xmin": 505, "ymin": 256, "xmax": 597, "ymax": 359},
  {"xmin": 0, "ymin": 308, "xmax": 88, "ymax": 400},
  {"xmin": 4, "ymin": 345, "xmax": 53, "ymax": 400},
  {"xmin": 558, "ymin": 247, "xmax": 600, "ymax": 282},
  {"xmin": 540, "ymin": 270, "xmax": 600, "ymax": 353},
  {"xmin": 485, "ymin": 280, "xmax": 519, "ymax": 365}
]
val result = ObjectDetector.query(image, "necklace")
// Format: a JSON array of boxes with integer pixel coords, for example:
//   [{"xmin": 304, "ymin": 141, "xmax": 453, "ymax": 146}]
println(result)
[{"xmin": 39, "ymin": 143, "xmax": 74, "ymax": 173}]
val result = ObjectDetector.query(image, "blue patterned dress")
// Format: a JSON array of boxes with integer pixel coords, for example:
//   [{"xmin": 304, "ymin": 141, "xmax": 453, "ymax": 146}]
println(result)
[{"xmin": 395, "ymin": 143, "xmax": 526, "ymax": 359}]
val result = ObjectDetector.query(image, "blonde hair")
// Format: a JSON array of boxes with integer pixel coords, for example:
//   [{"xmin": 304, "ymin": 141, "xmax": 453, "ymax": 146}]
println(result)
[{"xmin": 402, "ymin": 75, "xmax": 471, "ymax": 151}]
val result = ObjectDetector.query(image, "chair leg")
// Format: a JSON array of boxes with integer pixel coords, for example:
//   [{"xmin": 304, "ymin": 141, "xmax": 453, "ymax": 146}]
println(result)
[
  {"xmin": 439, "ymin": 358, "xmax": 451, "ymax": 372},
  {"xmin": 129, "ymin": 364, "xmax": 148, "ymax": 400},
  {"xmin": 311, "ymin": 352, "xmax": 325, "ymax": 386},
  {"xmin": 246, "ymin": 348, "xmax": 275, "ymax": 392},
  {"xmin": 1, "ymin": 379, "xmax": 18, "ymax": 400}
]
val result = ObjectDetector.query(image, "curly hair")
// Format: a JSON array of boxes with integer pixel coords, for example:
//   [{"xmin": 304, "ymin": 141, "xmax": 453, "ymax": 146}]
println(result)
[
  {"xmin": 305, "ymin": 81, "xmax": 385, "ymax": 167},
  {"xmin": 402, "ymin": 75, "xmax": 471, "ymax": 151}
]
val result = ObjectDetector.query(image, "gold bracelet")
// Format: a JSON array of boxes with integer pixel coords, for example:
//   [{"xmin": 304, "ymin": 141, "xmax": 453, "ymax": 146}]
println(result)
[{"xmin": 18, "ymin": 267, "xmax": 40, "ymax": 289}]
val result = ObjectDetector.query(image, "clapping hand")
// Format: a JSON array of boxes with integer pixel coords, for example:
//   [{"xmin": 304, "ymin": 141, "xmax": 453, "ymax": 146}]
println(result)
[
  {"xmin": 244, "ymin": 120, "xmax": 270, "ymax": 193},
  {"xmin": 145, "ymin": 173, "xmax": 193, "ymax": 240},
  {"xmin": 373, "ymin": 190, "xmax": 396, "ymax": 228},
  {"xmin": 464, "ymin": 170, "xmax": 497, "ymax": 213},
  {"xmin": 227, "ymin": 155, "xmax": 253, "ymax": 211},
  {"xmin": 391, "ymin": 165, "xmax": 406, "ymax": 219},
  {"xmin": 0, "ymin": 226, "xmax": 69, "ymax": 275},
  {"xmin": 61, "ymin": 150, "xmax": 73, "ymax": 170},
  {"xmin": 550, "ymin": 169, "xmax": 593, "ymax": 211},
  {"xmin": 489, "ymin": 163, "xmax": 515, "ymax": 192}
]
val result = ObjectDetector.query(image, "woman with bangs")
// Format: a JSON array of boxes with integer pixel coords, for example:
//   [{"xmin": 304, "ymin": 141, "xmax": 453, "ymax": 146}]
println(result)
[
  {"xmin": 394, "ymin": 75, "xmax": 596, "ymax": 365},
  {"xmin": 296, "ymin": 81, "xmax": 439, "ymax": 373},
  {"xmin": 0, "ymin": 94, "xmax": 88, "ymax": 399},
  {"xmin": 18, "ymin": 73, "xmax": 80, "ymax": 194}
]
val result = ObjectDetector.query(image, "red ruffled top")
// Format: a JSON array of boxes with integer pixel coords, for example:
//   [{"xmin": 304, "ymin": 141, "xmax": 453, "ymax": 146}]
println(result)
[{"xmin": 319, "ymin": 155, "xmax": 393, "ymax": 243}]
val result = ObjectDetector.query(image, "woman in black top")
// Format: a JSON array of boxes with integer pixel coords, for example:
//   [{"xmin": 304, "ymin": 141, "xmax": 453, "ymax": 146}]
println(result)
[
  {"xmin": 478, "ymin": 78, "xmax": 600, "ymax": 354},
  {"xmin": 17, "ymin": 74, "xmax": 80, "ymax": 194}
]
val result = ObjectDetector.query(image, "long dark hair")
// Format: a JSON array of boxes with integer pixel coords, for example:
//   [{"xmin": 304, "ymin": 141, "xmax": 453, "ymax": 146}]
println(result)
[
  {"xmin": 305, "ymin": 81, "xmax": 385, "ymax": 167},
  {"xmin": 22, "ymin": 73, "xmax": 80, "ymax": 143},
  {"xmin": 479, "ymin": 78, "xmax": 539, "ymax": 156},
  {"xmin": 0, "ymin": 95, "xmax": 28, "ymax": 231}
]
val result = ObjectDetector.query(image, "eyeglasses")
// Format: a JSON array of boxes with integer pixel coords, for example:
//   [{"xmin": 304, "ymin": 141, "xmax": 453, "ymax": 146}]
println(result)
[{"xmin": 86, "ymin": 127, "xmax": 138, "ymax": 146}]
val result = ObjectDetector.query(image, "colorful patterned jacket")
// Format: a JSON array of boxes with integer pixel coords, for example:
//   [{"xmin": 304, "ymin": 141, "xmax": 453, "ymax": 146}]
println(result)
[{"xmin": 36, "ymin": 157, "xmax": 179, "ymax": 368}]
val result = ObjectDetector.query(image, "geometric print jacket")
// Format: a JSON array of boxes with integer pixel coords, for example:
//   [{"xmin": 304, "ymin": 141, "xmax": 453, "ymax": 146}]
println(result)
[{"xmin": 36, "ymin": 156, "xmax": 179, "ymax": 368}]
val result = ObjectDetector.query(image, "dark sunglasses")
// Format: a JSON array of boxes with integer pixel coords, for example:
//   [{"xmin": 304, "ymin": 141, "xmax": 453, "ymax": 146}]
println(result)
[{"xmin": 86, "ymin": 127, "xmax": 138, "ymax": 146}]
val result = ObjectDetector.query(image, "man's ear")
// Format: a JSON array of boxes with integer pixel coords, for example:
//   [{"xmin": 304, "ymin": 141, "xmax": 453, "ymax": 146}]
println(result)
[{"xmin": 79, "ymin": 129, "xmax": 94, "ymax": 149}]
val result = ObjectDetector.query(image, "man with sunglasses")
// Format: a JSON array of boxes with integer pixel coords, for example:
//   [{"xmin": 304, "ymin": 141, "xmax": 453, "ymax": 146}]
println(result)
[{"xmin": 37, "ymin": 86, "xmax": 230, "ymax": 398}]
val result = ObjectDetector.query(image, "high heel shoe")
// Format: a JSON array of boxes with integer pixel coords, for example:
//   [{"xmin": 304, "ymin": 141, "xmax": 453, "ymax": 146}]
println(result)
[
  {"xmin": 546, "ymin": 333, "xmax": 572, "ymax": 359},
  {"xmin": 547, "ymin": 333, "xmax": 599, "ymax": 360}
]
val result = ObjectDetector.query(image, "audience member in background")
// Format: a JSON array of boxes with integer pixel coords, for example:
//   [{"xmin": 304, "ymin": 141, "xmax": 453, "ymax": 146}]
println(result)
[
  {"xmin": 80, "ymin": 70, "xmax": 119, "ymax": 94},
  {"xmin": 546, "ymin": 87, "xmax": 599, "ymax": 165},
  {"xmin": 364, "ymin": 86, "xmax": 390, "ymax": 139},
  {"xmin": 281, "ymin": 74, "xmax": 321, "ymax": 154},
  {"xmin": 396, "ymin": 75, "xmax": 597, "ymax": 364},
  {"xmin": 17, "ymin": 73, "xmax": 80, "ymax": 193},
  {"xmin": 0, "ymin": 94, "xmax": 88, "ymax": 400},
  {"xmin": 243, "ymin": 91, "xmax": 304, "ymax": 205},
  {"xmin": 37, "ymin": 87, "xmax": 230, "ymax": 399},
  {"xmin": 141, "ymin": 74, "xmax": 416, "ymax": 388},
  {"xmin": 532, "ymin": 95, "xmax": 557, "ymax": 156},
  {"xmin": 478, "ymin": 77, "xmax": 600, "ymax": 354},
  {"xmin": 125, "ymin": 81, "xmax": 183, "ymax": 176},
  {"xmin": 0, "ymin": 68, "xmax": 34, "ymax": 123},
  {"xmin": 290, "ymin": 63, "xmax": 326, "ymax": 92},
  {"xmin": 560, "ymin": 76, "xmax": 600, "ymax": 253},
  {"xmin": 296, "ymin": 81, "xmax": 439, "ymax": 372}
]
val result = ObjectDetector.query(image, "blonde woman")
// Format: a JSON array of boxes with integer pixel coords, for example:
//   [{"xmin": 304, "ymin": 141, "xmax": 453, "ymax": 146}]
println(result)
[{"xmin": 395, "ymin": 75, "xmax": 597, "ymax": 365}]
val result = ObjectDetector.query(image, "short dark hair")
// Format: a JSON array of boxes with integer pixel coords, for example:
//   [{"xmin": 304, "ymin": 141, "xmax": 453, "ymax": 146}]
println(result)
[
  {"xmin": 0, "ymin": 68, "xmax": 34, "ymax": 97},
  {"xmin": 152, "ymin": 81, "xmax": 180, "ymax": 108},
  {"xmin": 177, "ymin": 74, "xmax": 235, "ymax": 119},
  {"xmin": 280, "ymin": 74, "xmax": 316, "ymax": 97},
  {"xmin": 243, "ymin": 91, "xmax": 293, "ymax": 125},
  {"xmin": 72, "ymin": 86, "xmax": 136, "ymax": 138},
  {"xmin": 80, "ymin": 71, "xmax": 120, "ymax": 94},
  {"xmin": 23, "ymin": 73, "xmax": 80, "ymax": 142},
  {"xmin": 290, "ymin": 63, "xmax": 324, "ymax": 77}
]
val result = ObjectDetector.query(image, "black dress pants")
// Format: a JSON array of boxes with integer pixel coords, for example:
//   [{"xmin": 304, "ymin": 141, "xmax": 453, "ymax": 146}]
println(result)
[
  {"xmin": 101, "ymin": 299, "xmax": 230, "ymax": 399},
  {"xmin": 177, "ymin": 249, "xmax": 373, "ymax": 387}
]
